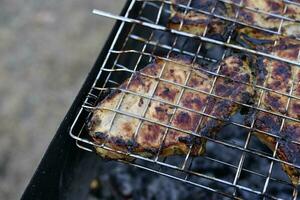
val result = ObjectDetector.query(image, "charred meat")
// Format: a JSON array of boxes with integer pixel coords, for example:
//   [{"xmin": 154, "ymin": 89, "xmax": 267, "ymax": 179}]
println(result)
[
  {"xmin": 199, "ymin": 55, "xmax": 254, "ymax": 137},
  {"xmin": 237, "ymin": 27, "xmax": 300, "ymax": 184},
  {"xmin": 235, "ymin": 27, "xmax": 300, "ymax": 59},
  {"xmin": 226, "ymin": 0, "xmax": 300, "ymax": 38},
  {"xmin": 253, "ymin": 60, "xmax": 300, "ymax": 185},
  {"xmin": 169, "ymin": 0, "xmax": 300, "ymax": 185},
  {"xmin": 170, "ymin": 0, "xmax": 300, "ymax": 38},
  {"xmin": 248, "ymin": 39, "xmax": 300, "ymax": 185},
  {"xmin": 169, "ymin": 0, "xmax": 232, "ymax": 38},
  {"xmin": 88, "ymin": 55, "xmax": 254, "ymax": 160}
]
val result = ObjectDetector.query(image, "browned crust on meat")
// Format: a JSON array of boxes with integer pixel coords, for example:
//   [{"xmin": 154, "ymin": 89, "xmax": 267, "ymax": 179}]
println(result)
[
  {"xmin": 169, "ymin": 0, "xmax": 231, "ymax": 36},
  {"xmin": 237, "ymin": 26, "xmax": 300, "ymax": 184},
  {"xmin": 227, "ymin": 0, "xmax": 300, "ymax": 37},
  {"xmin": 170, "ymin": 0, "xmax": 300, "ymax": 38},
  {"xmin": 88, "ymin": 56, "xmax": 207, "ymax": 160},
  {"xmin": 88, "ymin": 55, "xmax": 255, "ymax": 161},
  {"xmin": 231, "ymin": 0, "xmax": 284, "ymax": 29},
  {"xmin": 200, "ymin": 55, "xmax": 255, "ymax": 137},
  {"xmin": 169, "ymin": 0, "xmax": 300, "ymax": 185},
  {"xmin": 235, "ymin": 27, "xmax": 300, "ymax": 62},
  {"xmin": 253, "ymin": 44, "xmax": 300, "ymax": 184}
]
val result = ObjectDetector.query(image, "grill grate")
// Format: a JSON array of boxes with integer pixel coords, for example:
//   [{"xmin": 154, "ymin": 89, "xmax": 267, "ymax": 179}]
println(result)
[{"xmin": 70, "ymin": 0, "xmax": 300, "ymax": 199}]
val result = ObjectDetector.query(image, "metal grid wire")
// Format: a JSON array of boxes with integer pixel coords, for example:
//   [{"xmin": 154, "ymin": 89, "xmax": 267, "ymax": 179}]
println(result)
[{"xmin": 70, "ymin": 0, "xmax": 300, "ymax": 199}]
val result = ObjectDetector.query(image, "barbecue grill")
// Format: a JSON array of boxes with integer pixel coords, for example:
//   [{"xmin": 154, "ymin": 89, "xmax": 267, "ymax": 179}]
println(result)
[{"xmin": 22, "ymin": 1, "xmax": 300, "ymax": 199}]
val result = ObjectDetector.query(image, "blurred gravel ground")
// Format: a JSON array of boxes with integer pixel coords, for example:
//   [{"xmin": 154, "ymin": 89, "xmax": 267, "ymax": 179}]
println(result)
[{"xmin": 0, "ymin": 0, "xmax": 122, "ymax": 199}]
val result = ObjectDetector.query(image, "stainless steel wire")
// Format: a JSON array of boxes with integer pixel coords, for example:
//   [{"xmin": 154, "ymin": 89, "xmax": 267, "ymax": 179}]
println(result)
[{"xmin": 70, "ymin": 0, "xmax": 300, "ymax": 199}]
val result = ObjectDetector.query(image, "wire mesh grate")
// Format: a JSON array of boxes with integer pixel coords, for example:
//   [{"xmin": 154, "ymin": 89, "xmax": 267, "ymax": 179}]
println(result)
[{"xmin": 70, "ymin": 0, "xmax": 300, "ymax": 199}]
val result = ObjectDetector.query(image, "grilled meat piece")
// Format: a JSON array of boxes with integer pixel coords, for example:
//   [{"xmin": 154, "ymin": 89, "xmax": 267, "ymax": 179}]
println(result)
[
  {"xmin": 235, "ymin": 27, "xmax": 300, "ymax": 58},
  {"xmin": 88, "ymin": 56, "xmax": 206, "ymax": 160},
  {"xmin": 169, "ymin": 0, "xmax": 300, "ymax": 184},
  {"xmin": 88, "ymin": 55, "xmax": 254, "ymax": 160},
  {"xmin": 225, "ymin": 0, "xmax": 300, "ymax": 38},
  {"xmin": 170, "ymin": 0, "xmax": 300, "ymax": 38},
  {"xmin": 169, "ymin": 0, "xmax": 232, "ymax": 37},
  {"xmin": 254, "ymin": 61, "xmax": 300, "ymax": 185},
  {"xmin": 252, "ymin": 42, "xmax": 300, "ymax": 185},
  {"xmin": 199, "ymin": 55, "xmax": 254, "ymax": 137},
  {"xmin": 236, "ymin": 27, "xmax": 300, "ymax": 184}
]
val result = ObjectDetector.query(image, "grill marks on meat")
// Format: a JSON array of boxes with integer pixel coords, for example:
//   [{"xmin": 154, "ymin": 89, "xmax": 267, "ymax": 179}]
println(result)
[
  {"xmin": 235, "ymin": 27, "xmax": 300, "ymax": 60},
  {"xmin": 169, "ymin": 0, "xmax": 232, "ymax": 37},
  {"xmin": 235, "ymin": 26, "xmax": 300, "ymax": 184},
  {"xmin": 89, "ymin": 57, "xmax": 204, "ymax": 160},
  {"xmin": 251, "ymin": 42, "xmax": 300, "ymax": 184},
  {"xmin": 199, "ymin": 56, "xmax": 254, "ymax": 137},
  {"xmin": 226, "ymin": 0, "xmax": 300, "ymax": 38},
  {"xmin": 88, "ymin": 55, "xmax": 254, "ymax": 160},
  {"xmin": 253, "ymin": 63, "xmax": 300, "ymax": 185},
  {"xmin": 87, "ymin": 0, "xmax": 300, "ymax": 185},
  {"xmin": 169, "ymin": 0, "xmax": 300, "ymax": 184},
  {"xmin": 170, "ymin": 0, "xmax": 300, "ymax": 38}
]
